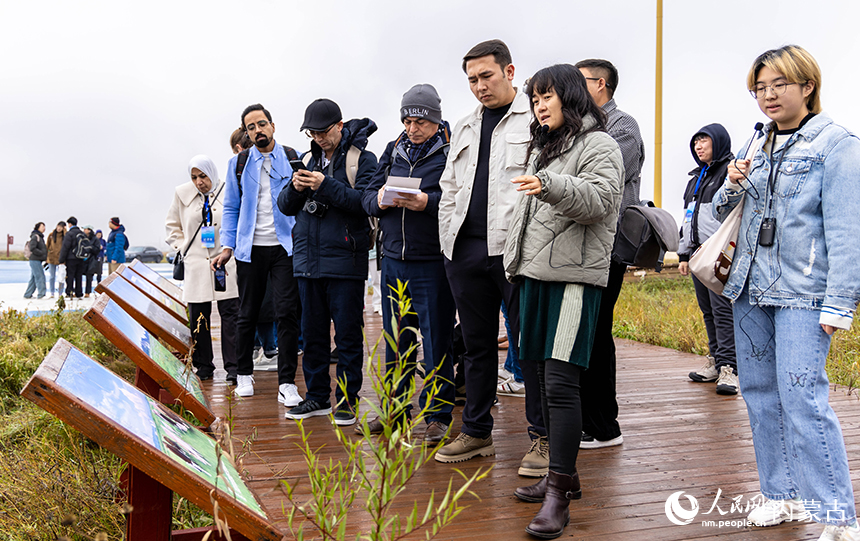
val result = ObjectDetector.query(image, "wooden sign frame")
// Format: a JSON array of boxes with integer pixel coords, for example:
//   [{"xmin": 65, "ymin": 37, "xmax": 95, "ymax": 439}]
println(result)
[
  {"xmin": 21, "ymin": 340, "xmax": 284, "ymax": 541},
  {"xmin": 117, "ymin": 268, "xmax": 188, "ymax": 325},
  {"xmin": 126, "ymin": 259, "xmax": 185, "ymax": 305},
  {"xmin": 96, "ymin": 274, "xmax": 192, "ymax": 354},
  {"xmin": 84, "ymin": 294, "xmax": 215, "ymax": 426}
]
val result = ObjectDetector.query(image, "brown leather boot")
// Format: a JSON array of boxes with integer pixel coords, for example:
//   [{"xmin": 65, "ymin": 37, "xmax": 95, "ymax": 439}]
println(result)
[
  {"xmin": 525, "ymin": 470, "xmax": 581, "ymax": 539},
  {"xmin": 515, "ymin": 476, "xmax": 547, "ymax": 502}
]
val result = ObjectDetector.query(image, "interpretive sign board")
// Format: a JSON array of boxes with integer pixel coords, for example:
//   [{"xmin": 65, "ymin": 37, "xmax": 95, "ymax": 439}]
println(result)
[
  {"xmin": 21, "ymin": 340, "xmax": 283, "ymax": 541},
  {"xmin": 96, "ymin": 274, "xmax": 192, "ymax": 354},
  {"xmin": 127, "ymin": 259, "xmax": 184, "ymax": 305},
  {"xmin": 118, "ymin": 267, "xmax": 188, "ymax": 324},
  {"xmin": 84, "ymin": 294, "xmax": 214, "ymax": 426}
]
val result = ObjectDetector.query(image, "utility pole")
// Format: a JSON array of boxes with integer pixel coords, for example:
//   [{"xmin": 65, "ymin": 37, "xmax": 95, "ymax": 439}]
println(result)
[{"xmin": 654, "ymin": 0, "xmax": 663, "ymax": 207}]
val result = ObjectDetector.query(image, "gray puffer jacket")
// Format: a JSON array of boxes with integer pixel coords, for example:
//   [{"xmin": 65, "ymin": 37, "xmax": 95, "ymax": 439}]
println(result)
[{"xmin": 504, "ymin": 116, "xmax": 624, "ymax": 287}]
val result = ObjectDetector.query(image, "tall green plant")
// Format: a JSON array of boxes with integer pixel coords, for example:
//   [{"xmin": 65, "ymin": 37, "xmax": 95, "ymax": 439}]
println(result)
[{"xmin": 281, "ymin": 280, "xmax": 488, "ymax": 540}]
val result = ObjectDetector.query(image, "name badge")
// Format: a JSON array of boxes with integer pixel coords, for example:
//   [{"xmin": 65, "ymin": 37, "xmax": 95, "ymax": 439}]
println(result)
[
  {"xmin": 683, "ymin": 202, "xmax": 696, "ymax": 224},
  {"xmin": 200, "ymin": 226, "xmax": 216, "ymax": 248}
]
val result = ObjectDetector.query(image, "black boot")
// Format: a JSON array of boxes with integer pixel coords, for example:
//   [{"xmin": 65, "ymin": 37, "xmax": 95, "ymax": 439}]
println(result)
[
  {"xmin": 515, "ymin": 476, "xmax": 547, "ymax": 502},
  {"xmin": 525, "ymin": 470, "xmax": 581, "ymax": 539}
]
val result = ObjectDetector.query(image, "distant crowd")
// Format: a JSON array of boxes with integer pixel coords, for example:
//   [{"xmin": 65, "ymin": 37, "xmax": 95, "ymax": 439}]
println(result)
[{"xmin": 23, "ymin": 216, "xmax": 128, "ymax": 300}]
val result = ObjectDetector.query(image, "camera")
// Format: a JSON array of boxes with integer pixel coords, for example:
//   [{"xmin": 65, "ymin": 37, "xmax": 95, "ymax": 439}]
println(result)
[{"xmin": 303, "ymin": 199, "xmax": 328, "ymax": 218}]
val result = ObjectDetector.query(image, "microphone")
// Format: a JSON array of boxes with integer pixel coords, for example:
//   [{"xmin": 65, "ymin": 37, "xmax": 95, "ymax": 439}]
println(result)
[
  {"xmin": 539, "ymin": 124, "xmax": 550, "ymax": 135},
  {"xmin": 742, "ymin": 122, "xmax": 765, "ymax": 161}
]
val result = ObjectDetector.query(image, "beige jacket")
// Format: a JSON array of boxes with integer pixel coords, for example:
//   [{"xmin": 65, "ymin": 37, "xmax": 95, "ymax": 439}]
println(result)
[
  {"xmin": 165, "ymin": 181, "xmax": 238, "ymax": 303},
  {"xmin": 438, "ymin": 90, "xmax": 532, "ymax": 258},
  {"xmin": 504, "ymin": 117, "xmax": 624, "ymax": 287}
]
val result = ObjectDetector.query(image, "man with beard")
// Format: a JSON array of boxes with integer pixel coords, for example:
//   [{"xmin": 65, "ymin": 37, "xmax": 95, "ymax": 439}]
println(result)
[{"xmin": 213, "ymin": 104, "xmax": 301, "ymax": 405}]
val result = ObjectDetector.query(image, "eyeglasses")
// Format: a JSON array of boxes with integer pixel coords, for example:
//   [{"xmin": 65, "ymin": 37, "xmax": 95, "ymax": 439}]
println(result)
[
  {"xmin": 584, "ymin": 77, "xmax": 601, "ymax": 83},
  {"xmin": 305, "ymin": 124, "xmax": 336, "ymax": 139},
  {"xmin": 245, "ymin": 120, "xmax": 270, "ymax": 133},
  {"xmin": 750, "ymin": 81, "xmax": 803, "ymax": 100}
]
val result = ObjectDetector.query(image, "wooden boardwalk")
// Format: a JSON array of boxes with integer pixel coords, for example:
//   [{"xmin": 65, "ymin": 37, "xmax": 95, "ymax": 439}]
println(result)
[{"xmin": 202, "ymin": 299, "xmax": 860, "ymax": 540}]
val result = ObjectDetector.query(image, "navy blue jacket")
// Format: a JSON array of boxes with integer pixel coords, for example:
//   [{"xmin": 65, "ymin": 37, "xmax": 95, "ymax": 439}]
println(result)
[
  {"xmin": 278, "ymin": 118, "xmax": 378, "ymax": 280},
  {"xmin": 361, "ymin": 125, "xmax": 450, "ymax": 261}
]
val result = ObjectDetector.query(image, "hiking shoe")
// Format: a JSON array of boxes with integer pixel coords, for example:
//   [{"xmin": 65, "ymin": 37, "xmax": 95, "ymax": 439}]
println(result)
[
  {"xmin": 356, "ymin": 416, "xmax": 385, "ymax": 435},
  {"xmin": 497, "ymin": 377, "xmax": 526, "ymax": 397},
  {"xmin": 579, "ymin": 432, "xmax": 623, "ymax": 449},
  {"xmin": 423, "ymin": 421, "xmax": 449, "ymax": 443},
  {"xmin": 716, "ymin": 366, "xmax": 739, "ymax": 395},
  {"xmin": 333, "ymin": 408, "xmax": 356, "ymax": 426},
  {"xmin": 747, "ymin": 497, "xmax": 811, "ymax": 527},
  {"xmin": 689, "ymin": 355, "xmax": 718, "ymax": 382},
  {"xmin": 234, "ymin": 375, "xmax": 255, "ymax": 397},
  {"xmin": 518, "ymin": 436, "xmax": 549, "ymax": 477},
  {"xmin": 277, "ymin": 383, "xmax": 302, "ymax": 407},
  {"xmin": 434, "ymin": 432, "xmax": 494, "ymax": 463},
  {"xmin": 285, "ymin": 399, "xmax": 332, "ymax": 420},
  {"xmin": 819, "ymin": 523, "xmax": 860, "ymax": 541}
]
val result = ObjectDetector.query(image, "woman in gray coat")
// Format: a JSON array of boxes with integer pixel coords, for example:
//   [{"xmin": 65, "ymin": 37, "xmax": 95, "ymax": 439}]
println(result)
[{"xmin": 504, "ymin": 64, "xmax": 623, "ymax": 539}]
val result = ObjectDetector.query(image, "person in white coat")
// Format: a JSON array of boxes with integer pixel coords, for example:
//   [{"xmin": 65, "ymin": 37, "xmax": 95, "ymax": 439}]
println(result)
[{"xmin": 166, "ymin": 155, "xmax": 240, "ymax": 382}]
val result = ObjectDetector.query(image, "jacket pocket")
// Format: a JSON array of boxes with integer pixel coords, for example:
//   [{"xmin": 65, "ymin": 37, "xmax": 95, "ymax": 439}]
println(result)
[
  {"xmin": 776, "ymin": 159, "xmax": 811, "ymax": 198},
  {"xmin": 504, "ymin": 132, "xmax": 530, "ymax": 171}
]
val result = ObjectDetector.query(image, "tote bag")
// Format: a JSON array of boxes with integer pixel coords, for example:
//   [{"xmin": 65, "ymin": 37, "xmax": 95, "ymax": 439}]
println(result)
[{"xmin": 688, "ymin": 201, "xmax": 742, "ymax": 294}]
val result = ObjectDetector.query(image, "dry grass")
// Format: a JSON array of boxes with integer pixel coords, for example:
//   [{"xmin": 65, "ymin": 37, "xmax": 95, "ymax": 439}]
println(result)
[
  {"xmin": 0, "ymin": 307, "xmax": 211, "ymax": 539},
  {"xmin": 614, "ymin": 274, "xmax": 860, "ymax": 388}
]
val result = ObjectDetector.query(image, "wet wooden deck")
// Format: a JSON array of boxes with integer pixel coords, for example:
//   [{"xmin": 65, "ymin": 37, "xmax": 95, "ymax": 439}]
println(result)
[{"xmin": 201, "ymin": 297, "xmax": 860, "ymax": 540}]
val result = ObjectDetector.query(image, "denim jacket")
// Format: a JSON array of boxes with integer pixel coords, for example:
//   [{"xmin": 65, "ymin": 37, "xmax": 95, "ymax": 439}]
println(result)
[
  {"xmin": 713, "ymin": 113, "xmax": 860, "ymax": 329},
  {"xmin": 220, "ymin": 142, "xmax": 296, "ymax": 263}
]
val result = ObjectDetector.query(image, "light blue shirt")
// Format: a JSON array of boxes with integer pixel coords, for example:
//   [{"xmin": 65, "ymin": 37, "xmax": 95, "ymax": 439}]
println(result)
[{"xmin": 220, "ymin": 142, "xmax": 296, "ymax": 262}]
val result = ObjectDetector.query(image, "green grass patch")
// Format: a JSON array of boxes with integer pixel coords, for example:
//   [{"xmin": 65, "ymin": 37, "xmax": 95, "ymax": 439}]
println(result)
[
  {"xmin": 0, "ymin": 307, "xmax": 211, "ymax": 539},
  {"xmin": 614, "ymin": 274, "xmax": 860, "ymax": 388}
]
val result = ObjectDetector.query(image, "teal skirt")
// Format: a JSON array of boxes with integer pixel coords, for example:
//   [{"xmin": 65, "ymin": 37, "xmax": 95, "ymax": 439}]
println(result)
[{"xmin": 519, "ymin": 277, "xmax": 602, "ymax": 367}]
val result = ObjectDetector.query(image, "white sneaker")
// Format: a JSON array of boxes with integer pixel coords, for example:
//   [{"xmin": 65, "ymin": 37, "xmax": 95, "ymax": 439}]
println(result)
[
  {"xmin": 819, "ymin": 523, "xmax": 860, "ymax": 541},
  {"xmin": 254, "ymin": 354, "xmax": 278, "ymax": 372},
  {"xmin": 498, "ymin": 367, "xmax": 513, "ymax": 381},
  {"xmin": 234, "ymin": 375, "xmax": 255, "ymax": 397},
  {"xmin": 278, "ymin": 383, "xmax": 302, "ymax": 407},
  {"xmin": 497, "ymin": 377, "xmax": 525, "ymax": 397},
  {"xmin": 747, "ymin": 497, "xmax": 811, "ymax": 527}
]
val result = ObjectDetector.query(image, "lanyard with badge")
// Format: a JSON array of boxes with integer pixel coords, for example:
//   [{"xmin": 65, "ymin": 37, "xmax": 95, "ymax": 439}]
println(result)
[
  {"xmin": 683, "ymin": 165, "xmax": 709, "ymax": 224},
  {"xmin": 200, "ymin": 184, "xmax": 223, "ymax": 248}
]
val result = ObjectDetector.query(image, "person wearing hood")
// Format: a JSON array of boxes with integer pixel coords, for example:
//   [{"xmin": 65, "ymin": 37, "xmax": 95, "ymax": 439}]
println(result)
[
  {"xmin": 94, "ymin": 229, "xmax": 106, "ymax": 284},
  {"xmin": 166, "ymin": 155, "xmax": 240, "ymax": 382},
  {"xmin": 58, "ymin": 216, "xmax": 86, "ymax": 298},
  {"xmin": 278, "ymin": 98, "xmax": 378, "ymax": 425},
  {"xmin": 106, "ymin": 217, "xmax": 128, "ymax": 274},
  {"xmin": 679, "ymin": 123, "xmax": 738, "ymax": 395},
  {"xmin": 359, "ymin": 84, "xmax": 456, "ymax": 443},
  {"xmin": 81, "ymin": 224, "xmax": 99, "ymax": 297}
]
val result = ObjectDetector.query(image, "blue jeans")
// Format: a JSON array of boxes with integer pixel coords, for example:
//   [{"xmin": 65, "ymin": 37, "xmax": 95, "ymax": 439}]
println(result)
[
  {"xmin": 501, "ymin": 299, "xmax": 523, "ymax": 382},
  {"xmin": 735, "ymin": 288, "xmax": 856, "ymax": 526},
  {"xmin": 24, "ymin": 260, "xmax": 46, "ymax": 298},
  {"xmin": 47, "ymin": 263, "xmax": 63, "ymax": 296},
  {"xmin": 382, "ymin": 257, "xmax": 456, "ymax": 426}
]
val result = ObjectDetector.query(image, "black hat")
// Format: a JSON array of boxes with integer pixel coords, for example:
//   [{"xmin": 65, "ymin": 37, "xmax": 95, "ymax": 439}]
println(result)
[{"xmin": 300, "ymin": 99, "xmax": 342, "ymax": 131}]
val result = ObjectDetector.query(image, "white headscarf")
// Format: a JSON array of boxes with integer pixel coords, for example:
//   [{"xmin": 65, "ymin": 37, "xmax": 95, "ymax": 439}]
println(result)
[{"xmin": 188, "ymin": 154, "xmax": 220, "ymax": 195}]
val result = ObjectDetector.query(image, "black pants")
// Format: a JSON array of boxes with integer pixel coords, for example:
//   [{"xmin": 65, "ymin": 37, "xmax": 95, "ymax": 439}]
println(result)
[
  {"xmin": 692, "ymin": 274, "xmax": 736, "ymax": 372},
  {"xmin": 581, "ymin": 260, "xmax": 625, "ymax": 442},
  {"xmin": 444, "ymin": 236, "xmax": 545, "ymax": 439},
  {"xmin": 65, "ymin": 259, "xmax": 84, "ymax": 298},
  {"xmin": 235, "ymin": 246, "xmax": 300, "ymax": 385},
  {"xmin": 189, "ymin": 298, "xmax": 240, "ymax": 378},
  {"xmin": 538, "ymin": 359, "xmax": 582, "ymax": 475},
  {"xmin": 298, "ymin": 277, "xmax": 365, "ymax": 409}
]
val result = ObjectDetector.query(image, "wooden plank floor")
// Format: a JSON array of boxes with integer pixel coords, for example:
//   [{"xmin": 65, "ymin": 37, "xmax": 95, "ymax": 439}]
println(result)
[{"xmin": 201, "ymin": 298, "xmax": 860, "ymax": 540}]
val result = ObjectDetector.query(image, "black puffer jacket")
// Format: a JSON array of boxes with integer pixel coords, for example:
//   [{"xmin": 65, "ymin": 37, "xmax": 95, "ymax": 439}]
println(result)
[
  {"xmin": 678, "ymin": 123, "xmax": 732, "ymax": 262},
  {"xmin": 361, "ymin": 124, "xmax": 450, "ymax": 261},
  {"xmin": 278, "ymin": 118, "xmax": 378, "ymax": 280},
  {"xmin": 58, "ymin": 226, "xmax": 84, "ymax": 264},
  {"xmin": 28, "ymin": 230, "xmax": 47, "ymax": 261}
]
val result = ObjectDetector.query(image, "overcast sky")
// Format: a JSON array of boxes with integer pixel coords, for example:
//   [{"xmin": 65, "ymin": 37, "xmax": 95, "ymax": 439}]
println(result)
[{"xmin": 3, "ymin": 0, "xmax": 859, "ymax": 251}]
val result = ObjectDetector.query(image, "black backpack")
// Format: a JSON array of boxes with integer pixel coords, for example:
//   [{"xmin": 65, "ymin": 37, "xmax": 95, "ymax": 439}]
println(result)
[
  {"xmin": 73, "ymin": 232, "xmax": 94, "ymax": 260},
  {"xmin": 612, "ymin": 201, "xmax": 679, "ymax": 271},
  {"xmin": 235, "ymin": 145, "xmax": 299, "ymax": 197}
]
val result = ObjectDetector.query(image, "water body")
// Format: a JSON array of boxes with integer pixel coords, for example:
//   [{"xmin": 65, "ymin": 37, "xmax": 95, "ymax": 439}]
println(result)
[{"xmin": 0, "ymin": 261, "xmax": 174, "ymax": 285}]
